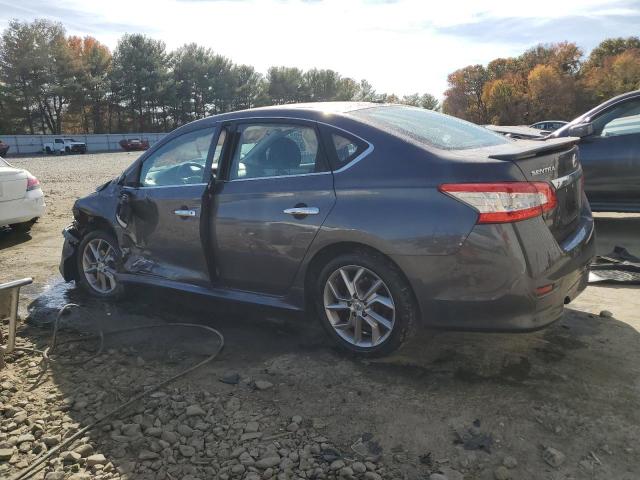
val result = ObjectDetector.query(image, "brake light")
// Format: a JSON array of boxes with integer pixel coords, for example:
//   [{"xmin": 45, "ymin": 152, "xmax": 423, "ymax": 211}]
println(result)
[
  {"xmin": 26, "ymin": 174, "xmax": 40, "ymax": 191},
  {"xmin": 439, "ymin": 182, "xmax": 557, "ymax": 224}
]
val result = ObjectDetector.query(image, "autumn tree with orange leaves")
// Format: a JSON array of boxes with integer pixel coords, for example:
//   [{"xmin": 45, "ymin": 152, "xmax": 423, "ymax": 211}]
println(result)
[{"xmin": 444, "ymin": 38, "xmax": 640, "ymax": 125}]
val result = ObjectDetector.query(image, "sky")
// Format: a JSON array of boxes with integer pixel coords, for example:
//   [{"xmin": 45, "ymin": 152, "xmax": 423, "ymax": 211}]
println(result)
[{"xmin": 1, "ymin": 0, "xmax": 639, "ymax": 97}]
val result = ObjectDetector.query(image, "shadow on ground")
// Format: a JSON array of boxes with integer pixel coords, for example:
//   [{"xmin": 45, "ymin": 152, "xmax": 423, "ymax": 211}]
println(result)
[
  {"xmin": 12, "ymin": 277, "xmax": 640, "ymax": 479},
  {"xmin": 0, "ymin": 228, "xmax": 32, "ymax": 251}
]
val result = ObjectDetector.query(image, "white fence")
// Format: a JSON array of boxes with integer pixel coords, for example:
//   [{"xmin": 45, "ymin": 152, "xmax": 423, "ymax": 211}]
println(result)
[{"xmin": 0, "ymin": 133, "xmax": 168, "ymax": 156}]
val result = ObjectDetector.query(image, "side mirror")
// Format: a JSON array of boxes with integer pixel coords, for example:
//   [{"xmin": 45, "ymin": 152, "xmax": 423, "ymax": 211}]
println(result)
[{"xmin": 567, "ymin": 122, "xmax": 594, "ymax": 138}]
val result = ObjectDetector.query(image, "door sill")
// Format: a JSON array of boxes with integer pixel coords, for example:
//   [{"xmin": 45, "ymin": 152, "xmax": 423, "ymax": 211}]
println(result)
[{"xmin": 116, "ymin": 273, "xmax": 303, "ymax": 311}]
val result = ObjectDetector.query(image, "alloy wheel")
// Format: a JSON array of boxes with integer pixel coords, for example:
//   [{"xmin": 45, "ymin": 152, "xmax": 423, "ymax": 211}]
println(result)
[
  {"xmin": 323, "ymin": 265, "xmax": 396, "ymax": 348},
  {"xmin": 82, "ymin": 238, "xmax": 118, "ymax": 294}
]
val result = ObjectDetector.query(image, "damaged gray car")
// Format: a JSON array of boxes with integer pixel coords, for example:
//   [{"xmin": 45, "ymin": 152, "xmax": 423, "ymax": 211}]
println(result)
[{"xmin": 60, "ymin": 102, "xmax": 595, "ymax": 356}]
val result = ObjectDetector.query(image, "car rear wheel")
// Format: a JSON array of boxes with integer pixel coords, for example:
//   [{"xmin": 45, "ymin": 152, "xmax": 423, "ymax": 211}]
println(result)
[
  {"xmin": 76, "ymin": 230, "xmax": 125, "ymax": 299},
  {"xmin": 315, "ymin": 251, "xmax": 417, "ymax": 357}
]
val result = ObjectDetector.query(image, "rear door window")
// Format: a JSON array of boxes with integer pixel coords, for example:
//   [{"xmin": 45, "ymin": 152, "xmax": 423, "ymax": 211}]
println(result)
[{"xmin": 228, "ymin": 123, "xmax": 327, "ymax": 180}]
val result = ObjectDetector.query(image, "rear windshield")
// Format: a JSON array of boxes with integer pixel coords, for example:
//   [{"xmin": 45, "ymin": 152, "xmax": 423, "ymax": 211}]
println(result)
[{"xmin": 351, "ymin": 105, "xmax": 509, "ymax": 150}]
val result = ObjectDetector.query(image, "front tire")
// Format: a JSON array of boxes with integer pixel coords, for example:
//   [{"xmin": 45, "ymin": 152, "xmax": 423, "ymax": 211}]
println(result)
[
  {"xmin": 314, "ymin": 251, "xmax": 417, "ymax": 357},
  {"xmin": 76, "ymin": 230, "xmax": 125, "ymax": 299}
]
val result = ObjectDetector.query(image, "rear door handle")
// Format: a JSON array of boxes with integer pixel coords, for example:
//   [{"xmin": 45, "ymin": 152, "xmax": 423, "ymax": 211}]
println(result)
[
  {"xmin": 174, "ymin": 209, "xmax": 197, "ymax": 218},
  {"xmin": 283, "ymin": 207, "xmax": 320, "ymax": 216}
]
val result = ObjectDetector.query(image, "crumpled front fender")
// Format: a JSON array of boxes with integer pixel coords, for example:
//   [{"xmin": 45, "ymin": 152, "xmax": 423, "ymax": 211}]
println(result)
[{"xmin": 59, "ymin": 224, "xmax": 81, "ymax": 281}]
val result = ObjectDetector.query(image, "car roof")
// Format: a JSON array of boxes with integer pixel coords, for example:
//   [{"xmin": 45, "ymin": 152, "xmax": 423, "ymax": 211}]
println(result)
[{"xmin": 185, "ymin": 102, "xmax": 380, "ymax": 129}]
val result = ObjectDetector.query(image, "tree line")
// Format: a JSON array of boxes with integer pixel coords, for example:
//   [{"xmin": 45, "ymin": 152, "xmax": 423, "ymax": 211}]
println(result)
[
  {"xmin": 442, "ymin": 37, "xmax": 640, "ymax": 125},
  {"xmin": 0, "ymin": 19, "xmax": 438, "ymax": 135}
]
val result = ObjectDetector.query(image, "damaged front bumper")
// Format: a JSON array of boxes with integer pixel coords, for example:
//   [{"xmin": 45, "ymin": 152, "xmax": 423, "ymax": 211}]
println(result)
[{"xmin": 59, "ymin": 223, "xmax": 81, "ymax": 281}]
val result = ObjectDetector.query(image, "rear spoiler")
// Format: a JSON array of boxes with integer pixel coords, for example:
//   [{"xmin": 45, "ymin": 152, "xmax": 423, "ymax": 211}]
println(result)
[{"xmin": 488, "ymin": 137, "xmax": 580, "ymax": 161}]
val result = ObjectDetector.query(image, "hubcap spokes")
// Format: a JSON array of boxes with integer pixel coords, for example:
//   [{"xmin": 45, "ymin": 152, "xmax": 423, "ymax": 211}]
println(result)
[
  {"xmin": 82, "ymin": 238, "xmax": 117, "ymax": 294},
  {"xmin": 324, "ymin": 265, "xmax": 395, "ymax": 347}
]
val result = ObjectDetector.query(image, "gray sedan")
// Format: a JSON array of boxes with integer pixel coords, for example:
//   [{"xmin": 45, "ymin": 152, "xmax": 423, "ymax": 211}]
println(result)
[{"xmin": 59, "ymin": 103, "xmax": 594, "ymax": 356}]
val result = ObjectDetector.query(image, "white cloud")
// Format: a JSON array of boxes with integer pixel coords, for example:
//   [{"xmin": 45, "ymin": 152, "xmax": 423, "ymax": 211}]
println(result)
[{"xmin": 1, "ymin": 0, "xmax": 637, "ymax": 97}]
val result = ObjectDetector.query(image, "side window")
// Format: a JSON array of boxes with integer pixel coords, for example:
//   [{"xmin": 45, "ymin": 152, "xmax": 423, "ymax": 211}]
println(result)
[
  {"xmin": 229, "ymin": 123, "xmax": 324, "ymax": 180},
  {"xmin": 593, "ymin": 99, "xmax": 640, "ymax": 138},
  {"xmin": 55, "ymin": 139, "xmax": 63, "ymax": 144},
  {"xmin": 331, "ymin": 132, "xmax": 367, "ymax": 169},
  {"xmin": 140, "ymin": 128, "xmax": 214, "ymax": 187}
]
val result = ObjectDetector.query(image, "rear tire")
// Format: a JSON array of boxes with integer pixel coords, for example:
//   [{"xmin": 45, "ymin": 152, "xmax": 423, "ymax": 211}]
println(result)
[
  {"xmin": 76, "ymin": 230, "xmax": 125, "ymax": 299},
  {"xmin": 314, "ymin": 250, "xmax": 417, "ymax": 357}
]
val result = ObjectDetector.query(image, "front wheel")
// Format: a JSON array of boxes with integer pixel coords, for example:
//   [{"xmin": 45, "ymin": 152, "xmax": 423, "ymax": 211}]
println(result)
[
  {"xmin": 76, "ymin": 230, "xmax": 125, "ymax": 299},
  {"xmin": 314, "ymin": 251, "xmax": 417, "ymax": 357}
]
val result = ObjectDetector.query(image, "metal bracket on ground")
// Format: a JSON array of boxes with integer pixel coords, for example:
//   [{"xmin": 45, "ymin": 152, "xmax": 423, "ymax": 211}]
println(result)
[{"xmin": 0, "ymin": 277, "xmax": 33, "ymax": 367}]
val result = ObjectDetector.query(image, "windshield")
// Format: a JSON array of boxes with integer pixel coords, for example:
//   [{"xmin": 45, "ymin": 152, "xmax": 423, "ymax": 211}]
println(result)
[{"xmin": 351, "ymin": 105, "xmax": 509, "ymax": 150}]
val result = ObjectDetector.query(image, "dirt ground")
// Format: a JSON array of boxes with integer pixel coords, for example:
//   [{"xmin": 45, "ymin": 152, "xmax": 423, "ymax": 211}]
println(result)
[{"xmin": 1, "ymin": 152, "xmax": 639, "ymax": 480}]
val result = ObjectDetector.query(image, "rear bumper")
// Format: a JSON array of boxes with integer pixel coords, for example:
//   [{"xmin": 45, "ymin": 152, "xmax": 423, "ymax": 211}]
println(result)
[
  {"xmin": 0, "ymin": 189, "xmax": 46, "ymax": 226},
  {"xmin": 392, "ymin": 203, "xmax": 595, "ymax": 331}
]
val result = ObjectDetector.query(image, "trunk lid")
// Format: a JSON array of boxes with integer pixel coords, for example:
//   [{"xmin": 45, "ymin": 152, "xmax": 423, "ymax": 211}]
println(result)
[
  {"xmin": 0, "ymin": 167, "xmax": 28, "ymax": 202},
  {"xmin": 488, "ymin": 138, "xmax": 583, "ymax": 243}
]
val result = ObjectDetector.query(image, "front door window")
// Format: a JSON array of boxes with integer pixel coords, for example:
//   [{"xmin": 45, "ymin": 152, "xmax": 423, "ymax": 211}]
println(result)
[
  {"xmin": 594, "ymin": 99, "xmax": 640, "ymax": 138},
  {"xmin": 140, "ymin": 128, "xmax": 214, "ymax": 186}
]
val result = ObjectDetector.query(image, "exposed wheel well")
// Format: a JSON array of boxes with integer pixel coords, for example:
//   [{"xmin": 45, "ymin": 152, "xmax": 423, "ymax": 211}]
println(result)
[
  {"xmin": 76, "ymin": 212, "xmax": 118, "ymax": 242},
  {"xmin": 303, "ymin": 242, "xmax": 420, "ymax": 317}
]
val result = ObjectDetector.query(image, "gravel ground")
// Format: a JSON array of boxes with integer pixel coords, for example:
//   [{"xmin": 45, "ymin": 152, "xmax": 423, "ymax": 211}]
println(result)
[{"xmin": 1, "ymin": 152, "xmax": 640, "ymax": 480}]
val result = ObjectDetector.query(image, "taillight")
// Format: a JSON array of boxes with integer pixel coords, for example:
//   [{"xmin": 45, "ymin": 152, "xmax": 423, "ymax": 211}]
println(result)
[
  {"xmin": 26, "ymin": 174, "xmax": 40, "ymax": 191},
  {"xmin": 439, "ymin": 182, "xmax": 557, "ymax": 224}
]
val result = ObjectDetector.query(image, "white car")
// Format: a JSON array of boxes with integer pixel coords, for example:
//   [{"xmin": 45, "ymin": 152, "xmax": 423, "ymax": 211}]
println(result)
[{"xmin": 0, "ymin": 157, "xmax": 45, "ymax": 232}]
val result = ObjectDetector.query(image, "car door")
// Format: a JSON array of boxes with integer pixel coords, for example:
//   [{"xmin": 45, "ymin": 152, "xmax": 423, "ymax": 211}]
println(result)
[
  {"xmin": 210, "ymin": 120, "xmax": 335, "ymax": 295},
  {"xmin": 579, "ymin": 98, "xmax": 640, "ymax": 205},
  {"xmin": 120, "ymin": 126, "xmax": 216, "ymax": 285}
]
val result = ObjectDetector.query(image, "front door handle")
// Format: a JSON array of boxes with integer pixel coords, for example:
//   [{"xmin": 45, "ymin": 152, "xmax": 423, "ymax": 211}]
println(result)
[
  {"xmin": 283, "ymin": 207, "xmax": 320, "ymax": 216},
  {"xmin": 174, "ymin": 209, "xmax": 197, "ymax": 218}
]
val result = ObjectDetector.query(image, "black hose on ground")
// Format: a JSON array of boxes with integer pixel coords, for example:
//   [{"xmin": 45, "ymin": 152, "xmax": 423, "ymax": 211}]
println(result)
[{"xmin": 9, "ymin": 303, "xmax": 225, "ymax": 480}]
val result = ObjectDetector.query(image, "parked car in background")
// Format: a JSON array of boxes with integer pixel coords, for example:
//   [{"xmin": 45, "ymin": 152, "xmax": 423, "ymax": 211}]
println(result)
[
  {"xmin": 0, "ymin": 156, "xmax": 45, "ymax": 232},
  {"xmin": 530, "ymin": 121, "xmax": 568, "ymax": 132},
  {"xmin": 119, "ymin": 138, "xmax": 150, "ymax": 151},
  {"xmin": 59, "ymin": 102, "xmax": 594, "ymax": 356},
  {"xmin": 0, "ymin": 140, "xmax": 9, "ymax": 157},
  {"xmin": 550, "ymin": 90, "xmax": 640, "ymax": 212},
  {"xmin": 43, "ymin": 138, "xmax": 87, "ymax": 154},
  {"xmin": 485, "ymin": 124, "xmax": 547, "ymax": 139}
]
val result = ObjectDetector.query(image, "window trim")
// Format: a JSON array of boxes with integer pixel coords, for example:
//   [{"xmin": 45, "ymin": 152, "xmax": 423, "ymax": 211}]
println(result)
[
  {"xmin": 222, "ymin": 118, "xmax": 330, "ymax": 182},
  {"xmin": 137, "ymin": 125, "xmax": 217, "ymax": 188}
]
